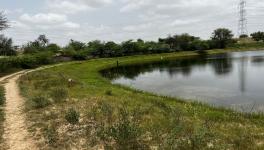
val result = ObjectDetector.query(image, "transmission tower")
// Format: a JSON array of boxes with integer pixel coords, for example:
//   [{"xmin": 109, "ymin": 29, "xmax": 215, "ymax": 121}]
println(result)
[{"xmin": 238, "ymin": 0, "xmax": 247, "ymax": 36}]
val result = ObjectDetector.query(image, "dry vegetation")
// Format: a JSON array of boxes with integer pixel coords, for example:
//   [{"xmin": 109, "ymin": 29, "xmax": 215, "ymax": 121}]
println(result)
[{"xmin": 0, "ymin": 86, "xmax": 5, "ymax": 149}]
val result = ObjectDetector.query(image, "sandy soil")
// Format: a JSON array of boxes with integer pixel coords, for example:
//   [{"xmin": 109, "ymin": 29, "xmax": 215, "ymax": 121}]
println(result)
[
  {"xmin": 1, "ymin": 72, "xmax": 37, "ymax": 150},
  {"xmin": 0, "ymin": 64, "xmax": 67, "ymax": 150}
]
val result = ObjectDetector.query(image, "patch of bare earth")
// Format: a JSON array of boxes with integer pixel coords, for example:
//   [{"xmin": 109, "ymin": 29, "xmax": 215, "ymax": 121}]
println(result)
[{"xmin": 1, "ymin": 72, "xmax": 37, "ymax": 150}]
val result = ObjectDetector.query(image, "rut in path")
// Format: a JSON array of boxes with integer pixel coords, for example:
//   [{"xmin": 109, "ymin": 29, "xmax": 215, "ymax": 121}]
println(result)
[{"xmin": 1, "ymin": 72, "xmax": 37, "ymax": 150}]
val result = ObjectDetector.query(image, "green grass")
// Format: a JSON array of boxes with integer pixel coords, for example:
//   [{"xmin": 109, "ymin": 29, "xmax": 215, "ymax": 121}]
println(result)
[
  {"xmin": 0, "ymin": 86, "xmax": 5, "ymax": 149},
  {"xmin": 19, "ymin": 49, "xmax": 264, "ymax": 149}
]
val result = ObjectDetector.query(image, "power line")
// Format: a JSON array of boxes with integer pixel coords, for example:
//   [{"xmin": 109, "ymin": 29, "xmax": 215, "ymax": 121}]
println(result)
[{"xmin": 238, "ymin": 0, "xmax": 248, "ymax": 36}]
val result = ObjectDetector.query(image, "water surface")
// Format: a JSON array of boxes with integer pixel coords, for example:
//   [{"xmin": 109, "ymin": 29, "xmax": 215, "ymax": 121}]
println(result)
[{"xmin": 102, "ymin": 51, "xmax": 264, "ymax": 112}]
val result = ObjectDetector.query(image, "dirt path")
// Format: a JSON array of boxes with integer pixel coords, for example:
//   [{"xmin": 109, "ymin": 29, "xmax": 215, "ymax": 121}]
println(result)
[
  {"xmin": 0, "ymin": 64, "xmax": 69, "ymax": 150},
  {"xmin": 1, "ymin": 72, "xmax": 37, "ymax": 150}
]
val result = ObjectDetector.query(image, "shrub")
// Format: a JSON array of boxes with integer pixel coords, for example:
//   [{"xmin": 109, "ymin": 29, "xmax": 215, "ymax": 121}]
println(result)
[
  {"xmin": 95, "ymin": 105, "xmax": 147, "ymax": 149},
  {"xmin": 239, "ymin": 34, "xmax": 248, "ymax": 38},
  {"xmin": 31, "ymin": 95, "xmax": 51, "ymax": 109},
  {"xmin": 111, "ymin": 108, "xmax": 142, "ymax": 145},
  {"xmin": 0, "ymin": 86, "xmax": 4, "ymax": 105},
  {"xmin": 230, "ymin": 127, "xmax": 255, "ymax": 150},
  {"xmin": 50, "ymin": 88, "xmax": 68, "ymax": 103},
  {"xmin": 251, "ymin": 31, "xmax": 264, "ymax": 41},
  {"xmin": 105, "ymin": 90, "xmax": 112, "ymax": 96},
  {"xmin": 72, "ymin": 50, "xmax": 88, "ymax": 60},
  {"xmin": 161, "ymin": 123, "xmax": 215, "ymax": 150},
  {"xmin": 44, "ymin": 124, "xmax": 58, "ymax": 146},
  {"xmin": 65, "ymin": 108, "xmax": 80, "ymax": 125},
  {"xmin": 88, "ymin": 101, "xmax": 114, "ymax": 124}
]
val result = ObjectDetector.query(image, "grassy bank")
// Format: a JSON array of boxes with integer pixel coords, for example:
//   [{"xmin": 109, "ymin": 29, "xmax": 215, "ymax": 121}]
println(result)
[
  {"xmin": 0, "ymin": 86, "xmax": 5, "ymax": 149},
  {"xmin": 19, "ymin": 49, "xmax": 264, "ymax": 149}
]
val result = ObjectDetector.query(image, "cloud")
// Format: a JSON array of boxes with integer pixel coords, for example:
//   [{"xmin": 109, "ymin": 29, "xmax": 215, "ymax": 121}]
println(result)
[
  {"xmin": 20, "ymin": 13, "xmax": 67, "ymax": 24},
  {"xmin": 169, "ymin": 19, "xmax": 200, "ymax": 26},
  {"xmin": 46, "ymin": 0, "xmax": 113, "ymax": 14},
  {"xmin": 138, "ymin": 11, "xmax": 170, "ymax": 21},
  {"xmin": 18, "ymin": 13, "xmax": 80, "ymax": 31},
  {"xmin": 10, "ymin": 21, "xmax": 30, "ymax": 29},
  {"xmin": 79, "ymin": 0, "xmax": 113, "ymax": 7},
  {"xmin": 62, "ymin": 22, "xmax": 80, "ymax": 29},
  {"xmin": 47, "ymin": 1, "xmax": 90, "ymax": 14},
  {"xmin": 3, "ymin": 0, "xmax": 264, "ymax": 46},
  {"xmin": 2, "ymin": 8, "xmax": 24, "ymax": 15},
  {"xmin": 123, "ymin": 23, "xmax": 152, "ymax": 32},
  {"xmin": 120, "ymin": 0, "xmax": 151, "ymax": 12}
]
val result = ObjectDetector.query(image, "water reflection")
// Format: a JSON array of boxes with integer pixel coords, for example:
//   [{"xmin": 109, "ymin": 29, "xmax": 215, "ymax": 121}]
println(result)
[
  {"xmin": 102, "ymin": 54, "xmax": 233, "ymax": 80},
  {"xmin": 239, "ymin": 57, "xmax": 247, "ymax": 93},
  {"xmin": 102, "ymin": 51, "xmax": 264, "ymax": 112}
]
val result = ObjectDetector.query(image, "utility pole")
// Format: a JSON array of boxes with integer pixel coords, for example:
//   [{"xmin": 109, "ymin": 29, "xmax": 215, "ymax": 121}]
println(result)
[{"xmin": 238, "ymin": 0, "xmax": 247, "ymax": 37}]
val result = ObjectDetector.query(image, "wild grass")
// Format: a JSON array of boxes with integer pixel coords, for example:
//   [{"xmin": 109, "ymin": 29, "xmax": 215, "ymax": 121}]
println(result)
[
  {"xmin": 50, "ymin": 87, "xmax": 68, "ymax": 103},
  {"xmin": 65, "ymin": 108, "xmax": 80, "ymax": 125},
  {"xmin": 0, "ymin": 86, "xmax": 5, "ymax": 149},
  {"xmin": 18, "ymin": 50, "xmax": 264, "ymax": 149},
  {"xmin": 31, "ymin": 95, "xmax": 51, "ymax": 109}
]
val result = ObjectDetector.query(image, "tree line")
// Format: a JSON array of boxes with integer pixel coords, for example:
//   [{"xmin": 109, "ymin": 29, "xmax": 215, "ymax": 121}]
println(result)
[
  {"xmin": 1, "ymin": 12, "xmax": 264, "ymax": 59},
  {"xmin": 14, "ymin": 29, "xmax": 235, "ymax": 59}
]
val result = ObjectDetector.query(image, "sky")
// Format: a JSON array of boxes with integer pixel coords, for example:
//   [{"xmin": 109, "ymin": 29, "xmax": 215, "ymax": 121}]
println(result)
[{"xmin": 1, "ymin": 0, "xmax": 264, "ymax": 46}]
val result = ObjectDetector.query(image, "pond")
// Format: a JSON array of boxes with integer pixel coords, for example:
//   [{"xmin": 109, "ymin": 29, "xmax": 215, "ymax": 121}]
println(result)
[{"xmin": 102, "ymin": 50, "xmax": 264, "ymax": 112}]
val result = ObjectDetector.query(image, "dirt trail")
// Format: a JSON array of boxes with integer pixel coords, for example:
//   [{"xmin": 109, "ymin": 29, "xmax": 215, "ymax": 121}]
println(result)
[
  {"xmin": 0, "ymin": 64, "xmax": 67, "ymax": 150},
  {"xmin": 1, "ymin": 72, "xmax": 37, "ymax": 150}
]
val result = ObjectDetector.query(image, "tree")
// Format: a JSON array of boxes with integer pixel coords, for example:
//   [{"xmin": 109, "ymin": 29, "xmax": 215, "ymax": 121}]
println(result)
[
  {"xmin": 46, "ymin": 43, "xmax": 60, "ymax": 52},
  {"xmin": 250, "ymin": 32, "xmax": 264, "ymax": 42},
  {"xmin": 23, "ymin": 41, "xmax": 43, "ymax": 54},
  {"xmin": 190, "ymin": 39, "xmax": 209, "ymax": 51},
  {"xmin": 87, "ymin": 40, "xmax": 105, "ymax": 57},
  {"xmin": 211, "ymin": 28, "xmax": 234, "ymax": 48},
  {"xmin": 104, "ymin": 41, "xmax": 122, "ymax": 57},
  {"xmin": 239, "ymin": 34, "xmax": 248, "ymax": 38},
  {"xmin": 0, "ymin": 12, "xmax": 8, "ymax": 31},
  {"xmin": 68, "ymin": 39, "xmax": 86, "ymax": 51},
  {"xmin": 37, "ymin": 35, "xmax": 49, "ymax": 47},
  {"xmin": 161, "ymin": 34, "xmax": 199, "ymax": 51},
  {"xmin": 121, "ymin": 40, "xmax": 136, "ymax": 55},
  {"xmin": 0, "ymin": 35, "xmax": 16, "ymax": 56},
  {"xmin": 23, "ymin": 35, "xmax": 52, "ymax": 54}
]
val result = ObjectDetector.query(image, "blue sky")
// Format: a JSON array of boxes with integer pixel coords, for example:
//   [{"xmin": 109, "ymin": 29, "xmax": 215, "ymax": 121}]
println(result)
[{"xmin": 1, "ymin": 0, "xmax": 264, "ymax": 45}]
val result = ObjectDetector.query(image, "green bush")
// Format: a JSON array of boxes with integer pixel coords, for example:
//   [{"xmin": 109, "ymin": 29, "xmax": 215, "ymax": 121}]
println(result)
[
  {"xmin": 95, "ymin": 105, "xmax": 147, "ymax": 149},
  {"xmin": 105, "ymin": 90, "xmax": 112, "ymax": 96},
  {"xmin": 109, "ymin": 109, "xmax": 143, "ymax": 149},
  {"xmin": 72, "ymin": 50, "xmax": 89, "ymax": 60},
  {"xmin": 161, "ymin": 123, "xmax": 216, "ymax": 150},
  {"xmin": 88, "ymin": 101, "xmax": 114, "ymax": 124},
  {"xmin": 0, "ymin": 52, "xmax": 54, "ymax": 74},
  {"xmin": 65, "ymin": 108, "xmax": 80, "ymax": 125},
  {"xmin": 50, "ymin": 88, "xmax": 68, "ymax": 103},
  {"xmin": 31, "ymin": 95, "xmax": 51, "ymax": 109}
]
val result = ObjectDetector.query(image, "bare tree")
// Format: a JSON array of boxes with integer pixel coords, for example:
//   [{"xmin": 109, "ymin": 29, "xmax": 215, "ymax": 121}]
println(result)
[{"xmin": 0, "ymin": 12, "xmax": 9, "ymax": 31}]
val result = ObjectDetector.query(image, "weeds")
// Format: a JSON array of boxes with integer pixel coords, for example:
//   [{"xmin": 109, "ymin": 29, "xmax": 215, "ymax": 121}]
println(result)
[
  {"xmin": 229, "ymin": 126, "xmax": 255, "ymax": 149},
  {"xmin": 44, "ymin": 123, "xmax": 59, "ymax": 146},
  {"xmin": 105, "ymin": 90, "xmax": 113, "ymax": 96},
  {"xmin": 108, "ymin": 106, "xmax": 146, "ymax": 150},
  {"xmin": 89, "ymin": 102, "xmax": 148, "ymax": 149},
  {"xmin": 31, "ymin": 95, "xmax": 51, "ymax": 109},
  {"xmin": 0, "ymin": 86, "xmax": 5, "ymax": 148},
  {"xmin": 50, "ymin": 87, "xmax": 68, "ymax": 103},
  {"xmin": 0, "ymin": 86, "xmax": 4, "ymax": 105},
  {"xmin": 65, "ymin": 108, "xmax": 80, "ymax": 125}
]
